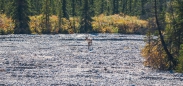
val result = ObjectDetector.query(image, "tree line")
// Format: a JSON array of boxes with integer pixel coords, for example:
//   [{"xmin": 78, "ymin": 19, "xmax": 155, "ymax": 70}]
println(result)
[
  {"xmin": 0, "ymin": 0, "xmax": 148, "ymax": 17},
  {"xmin": 0, "ymin": 0, "xmax": 157, "ymax": 34}
]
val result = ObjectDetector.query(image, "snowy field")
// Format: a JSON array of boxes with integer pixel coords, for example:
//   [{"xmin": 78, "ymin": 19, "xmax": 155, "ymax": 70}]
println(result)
[{"xmin": 0, "ymin": 34, "xmax": 183, "ymax": 86}]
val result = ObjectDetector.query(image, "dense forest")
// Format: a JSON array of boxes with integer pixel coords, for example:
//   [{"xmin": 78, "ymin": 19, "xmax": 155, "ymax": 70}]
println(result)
[
  {"xmin": 0, "ymin": 0, "xmax": 183, "ymax": 72},
  {"xmin": 0, "ymin": 0, "xmax": 151, "ymax": 34}
]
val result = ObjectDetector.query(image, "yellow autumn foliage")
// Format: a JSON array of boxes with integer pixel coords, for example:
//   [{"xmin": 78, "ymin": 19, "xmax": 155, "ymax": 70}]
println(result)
[
  {"xmin": 1, "ymin": 13, "xmax": 148, "ymax": 34},
  {"xmin": 92, "ymin": 14, "xmax": 148, "ymax": 33},
  {"xmin": 0, "ymin": 14, "xmax": 14, "ymax": 34},
  {"xmin": 141, "ymin": 39, "xmax": 170, "ymax": 70}
]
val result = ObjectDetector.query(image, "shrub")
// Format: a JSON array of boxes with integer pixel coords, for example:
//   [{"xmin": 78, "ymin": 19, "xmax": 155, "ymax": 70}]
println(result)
[
  {"xmin": 1, "ymin": 14, "xmax": 148, "ymax": 34},
  {"xmin": 176, "ymin": 44, "xmax": 183, "ymax": 73},
  {"xmin": 0, "ymin": 14, "xmax": 14, "ymax": 34},
  {"xmin": 93, "ymin": 14, "xmax": 148, "ymax": 34},
  {"xmin": 141, "ymin": 38, "xmax": 169, "ymax": 70}
]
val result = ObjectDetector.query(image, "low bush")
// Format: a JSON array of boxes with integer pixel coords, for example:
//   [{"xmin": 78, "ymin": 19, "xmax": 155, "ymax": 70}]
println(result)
[
  {"xmin": 0, "ymin": 14, "xmax": 148, "ymax": 34},
  {"xmin": 141, "ymin": 38, "xmax": 169, "ymax": 70},
  {"xmin": 176, "ymin": 44, "xmax": 183, "ymax": 73},
  {"xmin": 92, "ymin": 14, "xmax": 148, "ymax": 34},
  {"xmin": 0, "ymin": 14, "xmax": 14, "ymax": 34}
]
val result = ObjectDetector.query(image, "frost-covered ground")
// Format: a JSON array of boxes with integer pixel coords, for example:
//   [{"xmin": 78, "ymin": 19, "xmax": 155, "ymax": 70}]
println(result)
[{"xmin": 0, "ymin": 34, "xmax": 182, "ymax": 86}]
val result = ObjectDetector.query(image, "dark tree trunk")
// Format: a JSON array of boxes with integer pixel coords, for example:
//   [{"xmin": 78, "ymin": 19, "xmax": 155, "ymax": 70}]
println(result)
[{"xmin": 154, "ymin": 0, "xmax": 177, "ymax": 70}]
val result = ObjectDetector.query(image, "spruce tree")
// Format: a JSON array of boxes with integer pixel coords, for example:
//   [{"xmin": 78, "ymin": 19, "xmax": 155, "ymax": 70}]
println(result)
[
  {"xmin": 177, "ymin": 45, "xmax": 183, "ymax": 72},
  {"xmin": 100, "ymin": 0, "xmax": 105, "ymax": 14},
  {"xmin": 71, "ymin": 0, "xmax": 76, "ymax": 33},
  {"xmin": 154, "ymin": 0, "xmax": 177, "ymax": 70},
  {"xmin": 42, "ymin": 0, "xmax": 51, "ymax": 34},
  {"xmin": 58, "ymin": 0, "xmax": 62, "ymax": 33},
  {"xmin": 0, "ymin": 0, "xmax": 5, "ymax": 14},
  {"xmin": 79, "ymin": 0, "xmax": 93, "ymax": 33},
  {"xmin": 62, "ymin": 0, "xmax": 69, "ymax": 19},
  {"xmin": 11, "ymin": 0, "xmax": 31, "ymax": 34},
  {"xmin": 141, "ymin": 0, "xmax": 147, "ymax": 15},
  {"xmin": 122, "ymin": 0, "xmax": 128, "ymax": 14},
  {"xmin": 112, "ymin": 0, "xmax": 119, "ymax": 14},
  {"xmin": 90, "ymin": 0, "xmax": 95, "ymax": 17},
  {"xmin": 29, "ymin": 0, "xmax": 42, "ymax": 15},
  {"xmin": 174, "ymin": 0, "xmax": 183, "ymax": 72},
  {"xmin": 175, "ymin": 0, "xmax": 183, "ymax": 53}
]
